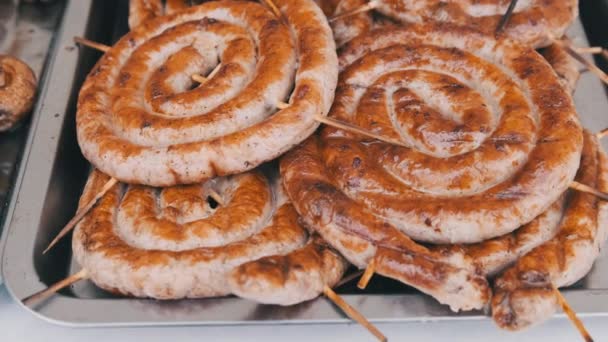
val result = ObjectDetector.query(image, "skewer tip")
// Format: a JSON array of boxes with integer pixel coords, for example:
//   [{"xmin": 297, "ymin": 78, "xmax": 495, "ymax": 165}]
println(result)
[
  {"xmin": 276, "ymin": 101, "xmax": 290, "ymax": 110},
  {"xmin": 22, "ymin": 269, "xmax": 88, "ymax": 307},
  {"xmin": 73, "ymin": 36, "xmax": 110, "ymax": 53},
  {"xmin": 323, "ymin": 285, "xmax": 387, "ymax": 342},
  {"xmin": 357, "ymin": 260, "xmax": 376, "ymax": 290},
  {"xmin": 596, "ymin": 128, "xmax": 608, "ymax": 140},
  {"xmin": 554, "ymin": 286, "xmax": 594, "ymax": 342},
  {"xmin": 191, "ymin": 74, "xmax": 207, "ymax": 84},
  {"xmin": 570, "ymin": 181, "xmax": 608, "ymax": 201},
  {"xmin": 43, "ymin": 177, "xmax": 118, "ymax": 254}
]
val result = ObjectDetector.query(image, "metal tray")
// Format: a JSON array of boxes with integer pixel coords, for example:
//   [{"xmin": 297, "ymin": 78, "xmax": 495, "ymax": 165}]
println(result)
[
  {"xmin": 0, "ymin": 0, "xmax": 65, "ymax": 281},
  {"xmin": 3, "ymin": 0, "xmax": 608, "ymax": 327}
]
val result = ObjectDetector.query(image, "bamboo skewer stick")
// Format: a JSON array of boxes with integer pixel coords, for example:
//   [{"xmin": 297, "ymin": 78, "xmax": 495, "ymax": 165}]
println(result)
[
  {"xmin": 208, "ymin": 189, "xmax": 225, "ymax": 207},
  {"xmin": 495, "ymin": 0, "xmax": 519, "ymax": 34},
  {"xmin": 276, "ymin": 101, "xmax": 290, "ymax": 110},
  {"xmin": 572, "ymin": 46, "xmax": 608, "ymax": 64},
  {"xmin": 323, "ymin": 285, "xmax": 387, "ymax": 342},
  {"xmin": 22, "ymin": 269, "xmax": 89, "ymax": 307},
  {"xmin": 554, "ymin": 286, "xmax": 594, "ymax": 342},
  {"xmin": 314, "ymin": 114, "xmax": 407, "ymax": 147},
  {"xmin": 191, "ymin": 74, "xmax": 207, "ymax": 84},
  {"xmin": 330, "ymin": 0, "xmax": 378, "ymax": 22},
  {"xmin": 596, "ymin": 128, "xmax": 608, "ymax": 140},
  {"xmin": 357, "ymin": 260, "xmax": 375, "ymax": 290},
  {"xmin": 192, "ymin": 64, "xmax": 223, "ymax": 84},
  {"xmin": 335, "ymin": 270, "xmax": 365, "ymax": 288},
  {"xmin": 574, "ymin": 47, "xmax": 605, "ymax": 55},
  {"xmin": 73, "ymin": 36, "xmax": 110, "ymax": 53},
  {"xmin": 554, "ymin": 39, "xmax": 608, "ymax": 86},
  {"xmin": 260, "ymin": 0, "xmax": 282, "ymax": 18},
  {"xmin": 206, "ymin": 63, "xmax": 222, "ymax": 79},
  {"xmin": 570, "ymin": 181, "xmax": 608, "ymax": 201},
  {"xmin": 43, "ymin": 177, "xmax": 118, "ymax": 254}
]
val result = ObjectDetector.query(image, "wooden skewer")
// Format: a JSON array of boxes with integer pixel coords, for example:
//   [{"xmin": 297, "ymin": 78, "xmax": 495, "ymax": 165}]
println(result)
[
  {"xmin": 208, "ymin": 189, "xmax": 225, "ymax": 207},
  {"xmin": 495, "ymin": 0, "xmax": 519, "ymax": 34},
  {"xmin": 554, "ymin": 286, "xmax": 594, "ymax": 342},
  {"xmin": 314, "ymin": 114, "xmax": 407, "ymax": 147},
  {"xmin": 554, "ymin": 39, "xmax": 608, "ymax": 86},
  {"xmin": 572, "ymin": 46, "xmax": 608, "ymax": 63},
  {"xmin": 357, "ymin": 260, "xmax": 375, "ymax": 290},
  {"xmin": 323, "ymin": 285, "xmax": 387, "ymax": 342},
  {"xmin": 596, "ymin": 128, "xmax": 608, "ymax": 140},
  {"xmin": 570, "ymin": 181, "xmax": 608, "ymax": 201},
  {"xmin": 260, "ymin": 0, "xmax": 282, "ymax": 18},
  {"xmin": 276, "ymin": 101, "xmax": 289, "ymax": 110},
  {"xmin": 192, "ymin": 64, "xmax": 223, "ymax": 84},
  {"xmin": 43, "ymin": 177, "xmax": 118, "ymax": 254},
  {"xmin": 73, "ymin": 36, "xmax": 110, "ymax": 53},
  {"xmin": 573, "ymin": 46, "xmax": 608, "ymax": 66},
  {"xmin": 574, "ymin": 47, "xmax": 605, "ymax": 55},
  {"xmin": 191, "ymin": 74, "xmax": 207, "ymax": 84},
  {"xmin": 335, "ymin": 270, "xmax": 365, "ymax": 288},
  {"xmin": 206, "ymin": 63, "xmax": 222, "ymax": 79},
  {"xmin": 22, "ymin": 269, "xmax": 89, "ymax": 307},
  {"xmin": 330, "ymin": 0, "xmax": 378, "ymax": 22}
]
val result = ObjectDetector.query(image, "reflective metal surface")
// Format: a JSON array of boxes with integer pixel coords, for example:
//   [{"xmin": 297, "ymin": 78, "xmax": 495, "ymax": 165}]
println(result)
[
  {"xmin": 3, "ymin": 0, "xmax": 608, "ymax": 327},
  {"xmin": 0, "ymin": 0, "xmax": 65, "ymax": 282}
]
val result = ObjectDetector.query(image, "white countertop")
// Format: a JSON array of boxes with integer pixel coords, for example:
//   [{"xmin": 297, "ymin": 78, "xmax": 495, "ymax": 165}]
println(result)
[{"xmin": 1, "ymin": 285, "xmax": 606, "ymax": 342}]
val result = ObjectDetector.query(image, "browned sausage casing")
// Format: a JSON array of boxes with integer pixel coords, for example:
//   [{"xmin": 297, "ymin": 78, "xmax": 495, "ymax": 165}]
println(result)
[
  {"xmin": 78, "ymin": 0, "xmax": 337, "ymax": 186},
  {"xmin": 281, "ymin": 23, "xmax": 582, "ymax": 311},
  {"xmin": 492, "ymin": 131, "xmax": 608, "ymax": 330},
  {"xmin": 374, "ymin": 0, "xmax": 578, "ymax": 48},
  {"xmin": 72, "ymin": 169, "xmax": 347, "ymax": 304}
]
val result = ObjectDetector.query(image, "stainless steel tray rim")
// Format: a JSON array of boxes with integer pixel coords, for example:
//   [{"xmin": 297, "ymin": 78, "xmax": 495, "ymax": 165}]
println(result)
[{"xmin": 4, "ymin": 0, "xmax": 608, "ymax": 328}]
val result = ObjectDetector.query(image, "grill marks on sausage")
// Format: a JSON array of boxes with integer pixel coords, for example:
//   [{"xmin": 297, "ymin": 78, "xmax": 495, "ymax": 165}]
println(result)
[
  {"xmin": 73, "ymin": 169, "xmax": 346, "ymax": 303},
  {"xmin": 281, "ymin": 24, "xmax": 583, "ymax": 312},
  {"xmin": 373, "ymin": 0, "xmax": 577, "ymax": 48},
  {"xmin": 318, "ymin": 25, "xmax": 581, "ymax": 244},
  {"xmin": 492, "ymin": 132, "xmax": 608, "ymax": 330},
  {"xmin": 78, "ymin": 0, "xmax": 338, "ymax": 186}
]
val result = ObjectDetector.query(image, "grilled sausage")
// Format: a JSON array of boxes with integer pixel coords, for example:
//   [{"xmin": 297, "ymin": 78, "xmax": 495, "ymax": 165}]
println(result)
[
  {"xmin": 281, "ymin": 136, "xmax": 491, "ymax": 311},
  {"xmin": 281, "ymin": 23, "xmax": 582, "ymax": 311},
  {"xmin": 72, "ymin": 169, "xmax": 346, "ymax": 302},
  {"xmin": 332, "ymin": 25, "xmax": 581, "ymax": 243},
  {"xmin": 492, "ymin": 131, "xmax": 608, "ymax": 330},
  {"xmin": 78, "ymin": 0, "xmax": 337, "ymax": 186},
  {"xmin": 539, "ymin": 42, "xmax": 581, "ymax": 94},
  {"xmin": 374, "ymin": 0, "xmax": 578, "ymax": 48}
]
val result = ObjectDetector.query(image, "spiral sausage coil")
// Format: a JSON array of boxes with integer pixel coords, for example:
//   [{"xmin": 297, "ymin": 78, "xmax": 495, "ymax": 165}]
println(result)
[
  {"xmin": 282, "ymin": 24, "xmax": 584, "ymax": 312},
  {"xmin": 73, "ymin": 169, "xmax": 347, "ymax": 304},
  {"xmin": 77, "ymin": 0, "xmax": 338, "ymax": 186}
]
